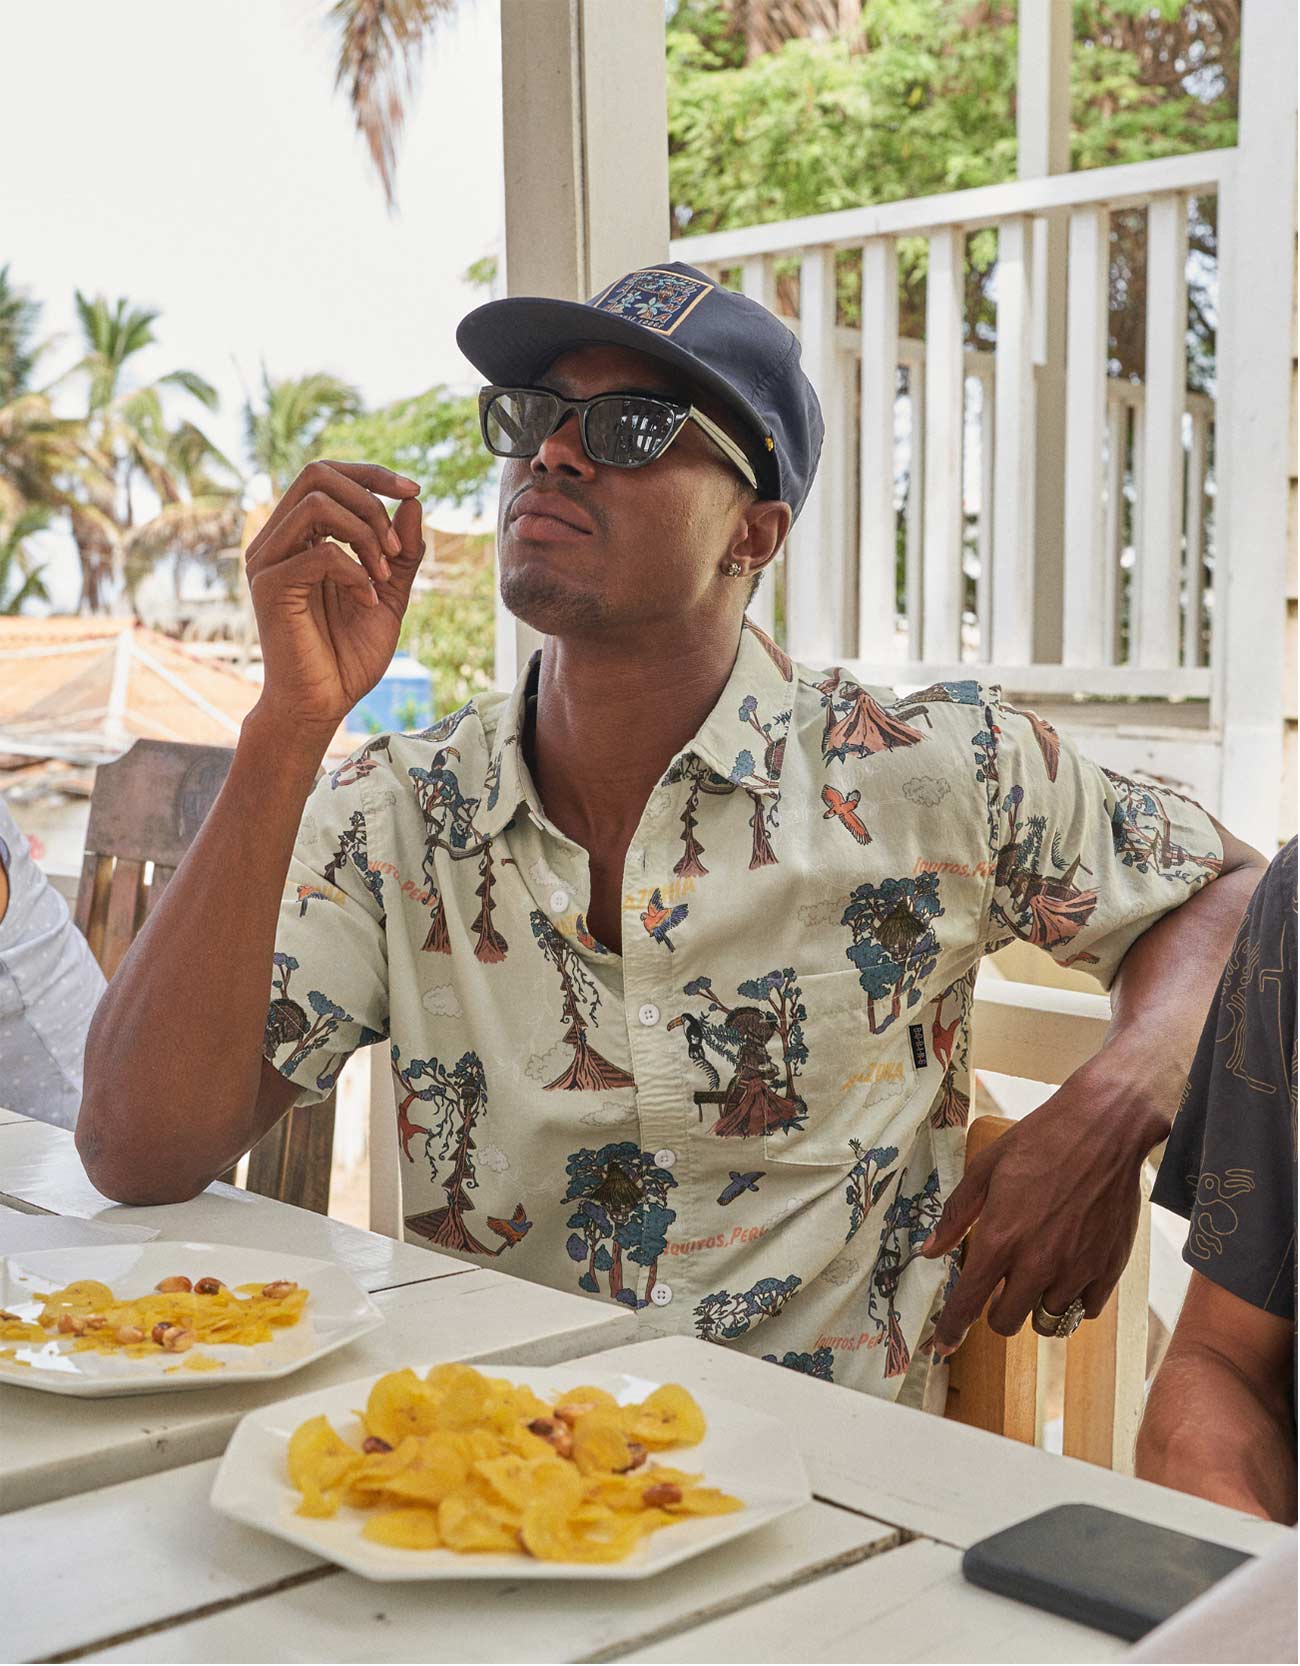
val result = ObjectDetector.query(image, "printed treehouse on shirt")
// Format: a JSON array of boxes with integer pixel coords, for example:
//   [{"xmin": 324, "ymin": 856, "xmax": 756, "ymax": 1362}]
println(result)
[{"xmin": 264, "ymin": 620, "xmax": 1223, "ymax": 1405}]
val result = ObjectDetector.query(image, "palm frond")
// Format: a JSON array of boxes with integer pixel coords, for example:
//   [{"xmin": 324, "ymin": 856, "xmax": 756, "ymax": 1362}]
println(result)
[
  {"xmin": 328, "ymin": 0, "xmax": 455, "ymax": 210},
  {"xmin": 159, "ymin": 367, "xmax": 219, "ymax": 409}
]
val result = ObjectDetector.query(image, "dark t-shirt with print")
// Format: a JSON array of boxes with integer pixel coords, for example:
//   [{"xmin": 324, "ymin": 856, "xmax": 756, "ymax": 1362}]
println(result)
[{"xmin": 1153, "ymin": 837, "xmax": 1297, "ymax": 1326}]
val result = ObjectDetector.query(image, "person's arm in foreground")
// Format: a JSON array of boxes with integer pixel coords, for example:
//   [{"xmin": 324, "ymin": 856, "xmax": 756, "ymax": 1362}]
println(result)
[
  {"xmin": 76, "ymin": 462, "xmax": 424, "ymax": 1204},
  {"xmin": 1136, "ymin": 1270, "xmax": 1295, "ymax": 1522},
  {"xmin": 926, "ymin": 816, "xmax": 1268, "ymax": 1352}
]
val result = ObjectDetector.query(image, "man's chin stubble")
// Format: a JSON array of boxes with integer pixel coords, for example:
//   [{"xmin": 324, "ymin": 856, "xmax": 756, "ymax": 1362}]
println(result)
[{"xmin": 499, "ymin": 565, "xmax": 614, "ymax": 636}]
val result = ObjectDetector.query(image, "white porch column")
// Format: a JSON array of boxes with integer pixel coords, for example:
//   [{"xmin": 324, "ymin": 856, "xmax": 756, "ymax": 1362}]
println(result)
[
  {"xmin": 1215, "ymin": 2, "xmax": 1298, "ymax": 848},
  {"xmin": 1017, "ymin": 1, "xmax": 1071, "ymax": 664},
  {"xmin": 494, "ymin": 0, "xmax": 670, "ymax": 687}
]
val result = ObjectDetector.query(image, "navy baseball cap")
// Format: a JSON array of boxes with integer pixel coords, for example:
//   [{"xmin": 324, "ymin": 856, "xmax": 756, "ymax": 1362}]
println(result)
[{"xmin": 456, "ymin": 261, "xmax": 824, "ymax": 522}]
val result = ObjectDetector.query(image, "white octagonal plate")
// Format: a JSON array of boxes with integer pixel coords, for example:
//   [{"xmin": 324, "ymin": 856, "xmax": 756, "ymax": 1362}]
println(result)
[
  {"xmin": 211, "ymin": 1362, "xmax": 811, "ymax": 1580},
  {"xmin": 0, "ymin": 1241, "xmax": 383, "ymax": 1397}
]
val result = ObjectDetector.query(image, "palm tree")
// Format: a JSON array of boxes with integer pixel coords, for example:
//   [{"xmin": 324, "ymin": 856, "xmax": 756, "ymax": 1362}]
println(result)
[
  {"xmin": 243, "ymin": 368, "xmax": 362, "ymax": 498},
  {"xmin": 327, "ymin": 0, "xmax": 458, "ymax": 210},
  {"xmin": 0, "ymin": 267, "xmax": 86, "ymax": 532},
  {"xmin": 0, "ymin": 505, "xmax": 52, "ymax": 615},
  {"xmin": 119, "ymin": 419, "xmax": 245, "ymax": 606},
  {"xmin": 63, "ymin": 292, "xmax": 225, "ymax": 612}
]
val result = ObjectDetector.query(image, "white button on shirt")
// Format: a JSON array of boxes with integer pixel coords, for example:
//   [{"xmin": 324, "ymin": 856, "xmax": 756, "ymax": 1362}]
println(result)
[
  {"xmin": 649, "ymin": 1283, "xmax": 673, "ymax": 1306},
  {"xmin": 549, "ymin": 889, "xmax": 570, "ymax": 913},
  {"xmin": 654, "ymin": 1148, "xmax": 677, "ymax": 1170},
  {"xmin": 637, "ymin": 1003, "xmax": 660, "ymax": 1027}
]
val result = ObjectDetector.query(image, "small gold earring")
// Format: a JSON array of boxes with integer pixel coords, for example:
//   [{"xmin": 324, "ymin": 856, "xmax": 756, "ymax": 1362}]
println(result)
[{"xmin": 724, "ymin": 561, "xmax": 744, "ymax": 577}]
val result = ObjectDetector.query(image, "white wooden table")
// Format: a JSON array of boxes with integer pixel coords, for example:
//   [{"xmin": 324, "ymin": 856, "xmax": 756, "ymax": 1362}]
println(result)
[{"xmin": 1, "ymin": 1118, "xmax": 1288, "ymax": 1664}]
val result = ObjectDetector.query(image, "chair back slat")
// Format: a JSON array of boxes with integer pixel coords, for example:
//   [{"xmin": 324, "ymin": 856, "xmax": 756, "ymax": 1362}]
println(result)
[
  {"xmin": 944, "ymin": 1115, "xmax": 1039, "ymax": 1443},
  {"xmin": 76, "ymin": 738, "xmax": 334, "ymax": 1215},
  {"xmin": 945, "ymin": 1114, "xmax": 1149, "ymax": 1473},
  {"xmin": 99, "ymin": 857, "xmax": 146, "ymax": 978}
]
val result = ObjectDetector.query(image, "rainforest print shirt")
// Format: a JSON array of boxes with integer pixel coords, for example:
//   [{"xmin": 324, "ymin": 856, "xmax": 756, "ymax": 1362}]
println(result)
[{"xmin": 265, "ymin": 620, "xmax": 1224, "ymax": 1406}]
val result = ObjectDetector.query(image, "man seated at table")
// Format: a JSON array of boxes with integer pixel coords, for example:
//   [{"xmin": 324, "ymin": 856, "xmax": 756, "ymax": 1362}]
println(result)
[
  {"xmin": 77, "ymin": 262, "xmax": 1268, "ymax": 1409},
  {"xmin": 0, "ymin": 795, "xmax": 106, "ymax": 1131},
  {"xmin": 1136, "ymin": 838, "xmax": 1296, "ymax": 1523}
]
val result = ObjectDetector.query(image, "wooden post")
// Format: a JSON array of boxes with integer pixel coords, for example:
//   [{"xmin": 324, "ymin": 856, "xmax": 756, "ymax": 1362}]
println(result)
[
  {"xmin": 495, "ymin": 0, "xmax": 670, "ymax": 687},
  {"xmin": 991, "ymin": 215, "xmax": 1035, "ymax": 665},
  {"xmin": 1062, "ymin": 205, "xmax": 1110, "ymax": 667},
  {"xmin": 859, "ymin": 238, "xmax": 899, "ymax": 661},
  {"xmin": 1018, "ymin": 2, "xmax": 1071, "ymax": 664},
  {"xmin": 921, "ymin": 226, "xmax": 965, "ymax": 662},
  {"xmin": 1214, "ymin": 2, "xmax": 1297, "ymax": 849},
  {"xmin": 1135, "ymin": 194, "xmax": 1189, "ymax": 670}
]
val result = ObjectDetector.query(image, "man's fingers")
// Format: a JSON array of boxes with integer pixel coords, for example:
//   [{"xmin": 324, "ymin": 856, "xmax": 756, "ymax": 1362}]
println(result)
[
  {"xmin": 930, "ymin": 1240, "xmax": 1006, "ymax": 1358},
  {"xmin": 921, "ymin": 1163, "xmax": 990, "ymax": 1259},
  {"xmin": 246, "ymin": 461, "xmax": 419, "ymax": 567},
  {"xmin": 985, "ymin": 1270, "xmax": 1044, "ymax": 1338},
  {"xmin": 260, "ymin": 493, "xmax": 392, "ymax": 586},
  {"xmin": 252, "ymin": 542, "xmax": 377, "ymax": 608},
  {"xmin": 375, "ymin": 497, "xmax": 427, "ymax": 608}
]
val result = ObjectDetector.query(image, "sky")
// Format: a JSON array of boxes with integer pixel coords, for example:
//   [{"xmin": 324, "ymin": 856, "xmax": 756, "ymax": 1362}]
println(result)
[{"xmin": 5, "ymin": 0, "xmax": 504, "ymax": 609}]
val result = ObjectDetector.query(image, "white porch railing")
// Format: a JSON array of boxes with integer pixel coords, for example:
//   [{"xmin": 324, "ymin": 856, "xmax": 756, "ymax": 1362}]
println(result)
[{"xmin": 671, "ymin": 147, "xmax": 1235, "ymax": 706}]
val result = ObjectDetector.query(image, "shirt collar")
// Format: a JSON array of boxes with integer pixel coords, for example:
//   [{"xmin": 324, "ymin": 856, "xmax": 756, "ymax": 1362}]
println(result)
[{"xmin": 473, "ymin": 619, "xmax": 796, "ymax": 842}]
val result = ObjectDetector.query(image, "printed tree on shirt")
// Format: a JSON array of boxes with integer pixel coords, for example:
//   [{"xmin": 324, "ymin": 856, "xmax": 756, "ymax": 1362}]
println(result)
[
  {"xmin": 762, "ymin": 1346, "xmax": 834, "ymax": 1382},
  {"xmin": 693, "ymin": 1274, "xmax": 802, "ymax": 1342},
  {"xmin": 844, "ymin": 1139, "xmax": 900, "ymax": 1242},
  {"xmin": 1102, "ymin": 768, "xmax": 1223, "ymax": 885},
  {"xmin": 562, "ymin": 1142, "xmax": 678, "ymax": 1307},
  {"xmin": 531, "ymin": 910, "xmax": 635, "ymax": 1091},
  {"xmin": 842, "ymin": 872, "xmax": 944, "ymax": 1034},
  {"xmin": 867, "ymin": 1167, "xmax": 943, "ymax": 1378},
  {"xmin": 400, "ymin": 1048, "xmax": 529, "ymax": 1258},
  {"xmin": 408, "ymin": 749, "xmax": 508, "ymax": 962}
]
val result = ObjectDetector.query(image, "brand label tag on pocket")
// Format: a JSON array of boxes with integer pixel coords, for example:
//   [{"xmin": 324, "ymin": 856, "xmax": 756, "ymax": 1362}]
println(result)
[{"xmin": 908, "ymin": 1023, "xmax": 928, "ymax": 1070}]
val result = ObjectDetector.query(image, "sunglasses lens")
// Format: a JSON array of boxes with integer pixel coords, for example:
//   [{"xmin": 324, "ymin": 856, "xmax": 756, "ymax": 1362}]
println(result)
[
  {"xmin": 584, "ymin": 397, "xmax": 680, "ymax": 466},
  {"xmin": 483, "ymin": 390, "xmax": 556, "ymax": 457}
]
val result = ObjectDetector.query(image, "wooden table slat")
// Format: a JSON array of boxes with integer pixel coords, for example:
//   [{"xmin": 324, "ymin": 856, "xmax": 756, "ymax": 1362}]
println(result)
[{"xmin": 626, "ymin": 1536, "xmax": 1132, "ymax": 1665}]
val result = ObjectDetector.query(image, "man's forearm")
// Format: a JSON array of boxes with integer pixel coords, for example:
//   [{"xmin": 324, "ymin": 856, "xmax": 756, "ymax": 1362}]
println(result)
[
  {"xmin": 77, "ymin": 711, "xmax": 332, "ymax": 1200},
  {"xmin": 1103, "ymin": 857, "xmax": 1266, "ymax": 1148},
  {"xmin": 1136, "ymin": 1341, "xmax": 1296, "ymax": 1523}
]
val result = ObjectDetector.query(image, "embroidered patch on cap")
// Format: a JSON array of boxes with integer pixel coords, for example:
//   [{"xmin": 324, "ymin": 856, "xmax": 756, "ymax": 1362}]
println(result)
[{"xmin": 593, "ymin": 267, "xmax": 714, "ymax": 336}]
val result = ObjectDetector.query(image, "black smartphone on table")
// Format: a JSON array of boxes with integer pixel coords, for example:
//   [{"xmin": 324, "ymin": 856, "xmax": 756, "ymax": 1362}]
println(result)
[{"xmin": 961, "ymin": 1502, "xmax": 1255, "ymax": 1642}]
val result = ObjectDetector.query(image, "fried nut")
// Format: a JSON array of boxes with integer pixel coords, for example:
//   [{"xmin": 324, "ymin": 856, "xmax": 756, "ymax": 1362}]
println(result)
[
  {"xmin": 193, "ymin": 1277, "xmax": 225, "ymax": 1295},
  {"xmin": 0, "ymin": 1309, "xmax": 19, "ymax": 1322},
  {"xmin": 57, "ymin": 1313, "xmax": 88, "ymax": 1335},
  {"xmin": 362, "ymin": 1436, "xmax": 393, "ymax": 1454},
  {"xmin": 527, "ymin": 1418, "xmax": 557, "ymax": 1438},
  {"xmin": 260, "ymin": 1281, "xmax": 298, "ymax": 1299},
  {"xmin": 151, "ymin": 1321, "xmax": 173, "ymax": 1345},
  {"xmin": 162, "ymin": 1328, "xmax": 195, "ymax": 1353},
  {"xmin": 116, "ymin": 1325, "xmax": 146, "ymax": 1344},
  {"xmin": 154, "ymin": 1276, "xmax": 192, "ymax": 1293},
  {"xmin": 83, "ymin": 1315, "xmax": 108, "ymax": 1330},
  {"xmin": 552, "ymin": 1403, "xmax": 594, "ymax": 1429},
  {"xmin": 619, "ymin": 1442, "xmax": 649, "ymax": 1472},
  {"xmin": 641, "ymin": 1483, "xmax": 683, "ymax": 1508}
]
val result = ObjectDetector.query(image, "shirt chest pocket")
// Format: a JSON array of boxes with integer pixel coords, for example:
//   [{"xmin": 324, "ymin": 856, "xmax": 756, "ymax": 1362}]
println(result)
[{"xmin": 756, "ymin": 969, "xmax": 934, "ymax": 1169}]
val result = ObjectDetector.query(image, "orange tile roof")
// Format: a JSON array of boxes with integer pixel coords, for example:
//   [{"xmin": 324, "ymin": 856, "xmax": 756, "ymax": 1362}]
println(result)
[{"xmin": 0, "ymin": 619, "xmax": 350, "ymax": 759}]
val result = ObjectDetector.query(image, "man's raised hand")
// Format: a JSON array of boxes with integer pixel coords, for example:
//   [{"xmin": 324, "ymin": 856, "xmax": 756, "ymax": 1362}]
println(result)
[{"xmin": 244, "ymin": 461, "xmax": 425, "ymax": 736}]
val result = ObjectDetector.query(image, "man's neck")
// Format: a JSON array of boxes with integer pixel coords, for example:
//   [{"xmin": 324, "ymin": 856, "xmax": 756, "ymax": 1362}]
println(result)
[{"xmin": 526, "ymin": 622, "xmax": 744, "ymax": 852}]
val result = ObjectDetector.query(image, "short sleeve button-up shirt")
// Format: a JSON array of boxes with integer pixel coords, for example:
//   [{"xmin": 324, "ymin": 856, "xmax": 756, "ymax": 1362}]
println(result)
[{"xmin": 265, "ymin": 619, "xmax": 1224, "ymax": 1405}]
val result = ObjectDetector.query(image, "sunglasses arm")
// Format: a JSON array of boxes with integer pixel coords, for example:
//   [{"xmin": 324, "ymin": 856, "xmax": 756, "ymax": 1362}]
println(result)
[{"xmin": 688, "ymin": 408, "xmax": 759, "ymax": 491}]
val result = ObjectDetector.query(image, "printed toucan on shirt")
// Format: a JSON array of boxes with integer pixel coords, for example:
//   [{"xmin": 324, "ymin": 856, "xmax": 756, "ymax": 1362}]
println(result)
[{"xmin": 264, "ymin": 619, "xmax": 1223, "ymax": 1406}]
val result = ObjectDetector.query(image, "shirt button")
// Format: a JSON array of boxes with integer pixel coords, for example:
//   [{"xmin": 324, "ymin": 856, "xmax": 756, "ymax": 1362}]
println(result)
[
  {"xmin": 649, "ymin": 1283, "xmax": 673, "ymax": 1306},
  {"xmin": 549, "ymin": 888, "xmax": 570, "ymax": 913},
  {"xmin": 638, "ymin": 1003, "xmax": 661, "ymax": 1027},
  {"xmin": 653, "ymin": 1148, "xmax": 677, "ymax": 1169}
]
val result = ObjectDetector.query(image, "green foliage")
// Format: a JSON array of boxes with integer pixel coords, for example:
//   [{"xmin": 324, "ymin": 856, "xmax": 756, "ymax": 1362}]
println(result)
[
  {"xmin": 320, "ymin": 385, "xmax": 495, "ymax": 509},
  {"xmin": 0, "ymin": 505, "xmax": 52, "ymax": 614},
  {"xmin": 244, "ymin": 369, "xmax": 362, "ymax": 499},
  {"xmin": 399, "ymin": 542, "xmax": 497, "ymax": 717},
  {"xmin": 0, "ymin": 265, "xmax": 42, "ymax": 403}
]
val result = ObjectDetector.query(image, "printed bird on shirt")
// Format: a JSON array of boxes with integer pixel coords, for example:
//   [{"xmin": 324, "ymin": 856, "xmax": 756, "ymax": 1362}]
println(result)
[
  {"xmin": 640, "ymin": 887, "xmax": 689, "ymax": 952},
  {"xmin": 485, "ymin": 1203, "xmax": 533, "ymax": 1253},
  {"xmin": 820, "ymin": 784, "xmax": 872, "ymax": 845},
  {"xmin": 717, "ymin": 1170, "xmax": 765, "ymax": 1206}
]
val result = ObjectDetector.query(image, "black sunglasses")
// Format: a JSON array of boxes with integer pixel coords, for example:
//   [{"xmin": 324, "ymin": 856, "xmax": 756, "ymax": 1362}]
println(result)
[{"xmin": 478, "ymin": 385, "xmax": 758, "ymax": 489}]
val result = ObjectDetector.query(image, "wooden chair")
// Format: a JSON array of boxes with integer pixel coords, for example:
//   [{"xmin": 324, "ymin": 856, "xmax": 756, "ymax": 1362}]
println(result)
[
  {"xmin": 944, "ymin": 1108, "xmax": 1151, "ymax": 1473},
  {"xmin": 74, "ymin": 738, "xmax": 335, "ymax": 1214}
]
